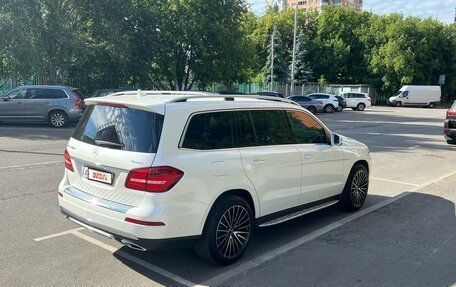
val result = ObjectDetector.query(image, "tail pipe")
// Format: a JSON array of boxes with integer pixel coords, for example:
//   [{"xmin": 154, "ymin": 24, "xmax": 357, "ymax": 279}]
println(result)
[{"xmin": 121, "ymin": 239, "xmax": 147, "ymax": 252}]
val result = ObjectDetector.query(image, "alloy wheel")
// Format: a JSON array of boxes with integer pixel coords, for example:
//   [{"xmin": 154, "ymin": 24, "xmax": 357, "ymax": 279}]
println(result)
[
  {"xmin": 350, "ymin": 169, "xmax": 368, "ymax": 208},
  {"xmin": 51, "ymin": 113, "xmax": 65, "ymax": 127},
  {"xmin": 216, "ymin": 205, "xmax": 251, "ymax": 259}
]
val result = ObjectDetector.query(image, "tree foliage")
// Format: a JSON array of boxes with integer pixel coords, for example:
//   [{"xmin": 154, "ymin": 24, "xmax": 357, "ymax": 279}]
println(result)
[{"xmin": 1, "ymin": 2, "xmax": 455, "ymax": 99}]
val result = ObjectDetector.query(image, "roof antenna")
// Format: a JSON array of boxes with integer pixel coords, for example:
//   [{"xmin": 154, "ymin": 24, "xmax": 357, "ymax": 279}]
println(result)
[{"xmin": 137, "ymin": 89, "xmax": 146, "ymax": 98}]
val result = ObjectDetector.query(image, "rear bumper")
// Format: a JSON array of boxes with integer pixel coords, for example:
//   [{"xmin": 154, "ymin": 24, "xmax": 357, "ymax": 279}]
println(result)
[
  {"xmin": 58, "ymin": 180, "xmax": 207, "ymax": 242},
  {"xmin": 61, "ymin": 207, "xmax": 199, "ymax": 250}
]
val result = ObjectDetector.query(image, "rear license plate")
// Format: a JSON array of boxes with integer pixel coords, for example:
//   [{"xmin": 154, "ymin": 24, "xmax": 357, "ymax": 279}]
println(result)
[{"xmin": 83, "ymin": 167, "xmax": 113, "ymax": 185}]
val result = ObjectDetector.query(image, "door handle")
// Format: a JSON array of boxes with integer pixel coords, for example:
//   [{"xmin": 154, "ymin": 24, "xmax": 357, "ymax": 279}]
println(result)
[
  {"xmin": 303, "ymin": 154, "xmax": 313, "ymax": 160},
  {"xmin": 251, "ymin": 159, "xmax": 265, "ymax": 165}
]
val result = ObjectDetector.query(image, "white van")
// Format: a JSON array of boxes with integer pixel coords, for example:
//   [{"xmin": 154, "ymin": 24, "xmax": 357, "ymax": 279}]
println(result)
[{"xmin": 389, "ymin": 85, "xmax": 441, "ymax": 108}]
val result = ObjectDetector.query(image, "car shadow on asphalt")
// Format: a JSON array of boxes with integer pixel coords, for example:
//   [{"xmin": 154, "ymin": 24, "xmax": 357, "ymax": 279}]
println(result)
[
  {"xmin": 113, "ymin": 192, "xmax": 456, "ymax": 286},
  {"xmin": 112, "ymin": 194, "xmax": 399, "ymax": 286}
]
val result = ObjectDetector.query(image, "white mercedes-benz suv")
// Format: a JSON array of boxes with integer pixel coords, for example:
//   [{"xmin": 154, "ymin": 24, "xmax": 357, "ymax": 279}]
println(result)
[{"xmin": 58, "ymin": 91, "xmax": 371, "ymax": 265}]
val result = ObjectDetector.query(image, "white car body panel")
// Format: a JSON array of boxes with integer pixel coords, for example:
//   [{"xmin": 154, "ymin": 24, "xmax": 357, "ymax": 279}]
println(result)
[{"xmin": 58, "ymin": 92, "xmax": 371, "ymax": 248}]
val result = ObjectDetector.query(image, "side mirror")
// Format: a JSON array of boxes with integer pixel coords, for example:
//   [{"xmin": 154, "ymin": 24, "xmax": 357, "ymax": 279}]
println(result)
[{"xmin": 333, "ymin": 133, "xmax": 343, "ymax": 146}]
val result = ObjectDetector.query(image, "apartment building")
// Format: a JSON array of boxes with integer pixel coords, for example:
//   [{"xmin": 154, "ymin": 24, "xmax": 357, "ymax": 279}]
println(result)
[{"xmin": 286, "ymin": 0, "xmax": 363, "ymax": 12}]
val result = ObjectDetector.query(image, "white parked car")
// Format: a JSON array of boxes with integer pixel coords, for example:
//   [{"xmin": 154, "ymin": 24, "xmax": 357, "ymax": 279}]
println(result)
[
  {"xmin": 339, "ymin": 92, "xmax": 372, "ymax": 111},
  {"xmin": 305, "ymin": 93, "xmax": 339, "ymax": 113},
  {"xmin": 59, "ymin": 91, "xmax": 371, "ymax": 265}
]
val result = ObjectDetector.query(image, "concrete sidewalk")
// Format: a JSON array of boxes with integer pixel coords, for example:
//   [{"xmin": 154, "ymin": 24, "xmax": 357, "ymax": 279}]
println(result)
[{"xmin": 226, "ymin": 174, "xmax": 456, "ymax": 287}]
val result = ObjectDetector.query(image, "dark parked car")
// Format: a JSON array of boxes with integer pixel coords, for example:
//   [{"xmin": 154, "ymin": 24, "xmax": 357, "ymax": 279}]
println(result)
[
  {"xmin": 287, "ymin": 95, "xmax": 324, "ymax": 114},
  {"xmin": 335, "ymin": 95, "xmax": 347, "ymax": 112},
  {"xmin": 0, "ymin": 85, "xmax": 84, "ymax": 127},
  {"xmin": 89, "ymin": 88, "xmax": 135, "ymax": 98},
  {"xmin": 253, "ymin": 91, "xmax": 285, "ymax": 98},
  {"xmin": 444, "ymin": 101, "xmax": 456, "ymax": 145}
]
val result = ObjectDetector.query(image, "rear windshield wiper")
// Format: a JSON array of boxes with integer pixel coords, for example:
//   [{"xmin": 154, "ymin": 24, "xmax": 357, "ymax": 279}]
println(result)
[{"xmin": 94, "ymin": 140, "xmax": 125, "ymax": 148}]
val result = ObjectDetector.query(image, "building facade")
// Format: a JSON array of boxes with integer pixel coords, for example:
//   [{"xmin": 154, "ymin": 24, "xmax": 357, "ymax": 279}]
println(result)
[{"xmin": 286, "ymin": 0, "xmax": 363, "ymax": 12}]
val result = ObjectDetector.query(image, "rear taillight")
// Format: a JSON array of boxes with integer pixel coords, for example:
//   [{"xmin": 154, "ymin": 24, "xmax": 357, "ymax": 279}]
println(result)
[
  {"xmin": 64, "ymin": 149, "xmax": 74, "ymax": 172},
  {"xmin": 125, "ymin": 166, "xmax": 184, "ymax": 193},
  {"xmin": 73, "ymin": 92, "xmax": 83, "ymax": 109},
  {"xmin": 447, "ymin": 110, "xmax": 456, "ymax": 117}
]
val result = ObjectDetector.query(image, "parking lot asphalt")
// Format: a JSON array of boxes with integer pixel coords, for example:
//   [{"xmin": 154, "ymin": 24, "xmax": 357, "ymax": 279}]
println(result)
[{"xmin": 0, "ymin": 106, "xmax": 455, "ymax": 287}]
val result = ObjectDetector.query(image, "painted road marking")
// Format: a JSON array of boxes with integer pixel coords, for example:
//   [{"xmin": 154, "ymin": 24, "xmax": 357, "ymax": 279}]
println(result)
[
  {"xmin": 33, "ymin": 227, "xmax": 84, "ymax": 242},
  {"xmin": 0, "ymin": 160, "xmax": 63, "ymax": 170},
  {"xmin": 71, "ymin": 231, "xmax": 196, "ymax": 287},
  {"xmin": 371, "ymin": 177, "xmax": 420, "ymax": 187},
  {"xmin": 34, "ymin": 228, "xmax": 197, "ymax": 287}
]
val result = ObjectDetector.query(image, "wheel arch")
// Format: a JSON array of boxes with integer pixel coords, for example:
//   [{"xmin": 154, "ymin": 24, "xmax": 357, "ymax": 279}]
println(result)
[{"xmin": 353, "ymin": 159, "xmax": 369, "ymax": 173}]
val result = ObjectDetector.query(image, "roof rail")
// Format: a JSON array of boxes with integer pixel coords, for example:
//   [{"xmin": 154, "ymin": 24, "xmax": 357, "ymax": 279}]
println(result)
[
  {"xmin": 169, "ymin": 95, "xmax": 299, "ymax": 106},
  {"xmin": 112, "ymin": 90, "xmax": 215, "ymax": 97}
]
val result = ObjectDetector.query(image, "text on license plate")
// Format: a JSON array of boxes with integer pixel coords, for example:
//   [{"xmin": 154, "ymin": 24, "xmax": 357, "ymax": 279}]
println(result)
[{"xmin": 83, "ymin": 167, "xmax": 113, "ymax": 185}]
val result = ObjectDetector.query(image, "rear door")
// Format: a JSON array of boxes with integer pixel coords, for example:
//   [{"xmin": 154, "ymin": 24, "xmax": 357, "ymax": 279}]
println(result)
[
  {"xmin": 24, "ymin": 88, "xmax": 68, "ymax": 118},
  {"xmin": 66, "ymin": 104, "xmax": 164, "ymax": 207},
  {"xmin": 236, "ymin": 109, "xmax": 302, "ymax": 216}
]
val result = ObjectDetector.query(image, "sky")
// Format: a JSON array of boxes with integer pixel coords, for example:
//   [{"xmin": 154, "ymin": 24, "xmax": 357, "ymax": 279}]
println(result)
[{"xmin": 249, "ymin": 0, "xmax": 456, "ymax": 24}]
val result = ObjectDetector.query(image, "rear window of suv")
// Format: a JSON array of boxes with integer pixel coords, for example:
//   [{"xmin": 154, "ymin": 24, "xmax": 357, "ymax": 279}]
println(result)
[{"xmin": 72, "ymin": 105, "xmax": 164, "ymax": 153}]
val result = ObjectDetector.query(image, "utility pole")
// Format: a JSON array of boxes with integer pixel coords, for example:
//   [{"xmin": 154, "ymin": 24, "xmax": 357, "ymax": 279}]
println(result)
[
  {"xmin": 270, "ymin": 27, "xmax": 275, "ymax": 92},
  {"xmin": 290, "ymin": 3, "xmax": 298, "ymax": 95}
]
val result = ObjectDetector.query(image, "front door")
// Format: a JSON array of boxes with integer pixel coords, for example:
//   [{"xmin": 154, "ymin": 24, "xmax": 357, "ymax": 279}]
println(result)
[
  {"xmin": 286, "ymin": 109, "xmax": 345, "ymax": 203},
  {"xmin": 0, "ymin": 87, "xmax": 27, "ymax": 118}
]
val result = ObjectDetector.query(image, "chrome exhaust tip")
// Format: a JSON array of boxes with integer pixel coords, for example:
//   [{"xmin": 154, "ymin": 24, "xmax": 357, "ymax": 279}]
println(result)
[{"xmin": 121, "ymin": 239, "xmax": 147, "ymax": 252}]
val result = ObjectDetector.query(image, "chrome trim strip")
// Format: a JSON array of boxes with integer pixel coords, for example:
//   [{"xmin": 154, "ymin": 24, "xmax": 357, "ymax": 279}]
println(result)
[
  {"xmin": 259, "ymin": 200, "xmax": 339, "ymax": 227},
  {"xmin": 64, "ymin": 186, "xmax": 133, "ymax": 214},
  {"xmin": 66, "ymin": 216, "xmax": 115, "ymax": 240}
]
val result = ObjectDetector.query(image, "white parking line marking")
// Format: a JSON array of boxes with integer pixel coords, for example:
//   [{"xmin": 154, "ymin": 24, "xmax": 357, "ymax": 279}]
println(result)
[
  {"xmin": 371, "ymin": 177, "xmax": 419, "ymax": 187},
  {"xmin": 33, "ymin": 227, "xmax": 84, "ymax": 242},
  {"xmin": 71, "ymin": 231, "xmax": 197, "ymax": 287},
  {"xmin": 71, "ymin": 231, "xmax": 118, "ymax": 252},
  {"xmin": 203, "ymin": 170, "xmax": 456, "ymax": 286},
  {"xmin": 0, "ymin": 160, "xmax": 63, "ymax": 170}
]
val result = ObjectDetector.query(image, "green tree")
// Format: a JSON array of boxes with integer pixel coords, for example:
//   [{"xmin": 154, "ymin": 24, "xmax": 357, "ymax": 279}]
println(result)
[
  {"xmin": 290, "ymin": 30, "xmax": 313, "ymax": 84},
  {"xmin": 263, "ymin": 27, "xmax": 288, "ymax": 85}
]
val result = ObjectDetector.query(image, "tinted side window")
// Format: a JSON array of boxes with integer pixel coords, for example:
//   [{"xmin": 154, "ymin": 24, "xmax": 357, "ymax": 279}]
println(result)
[
  {"xmin": 249, "ymin": 110, "xmax": 293, "ymax": 146},
  {"xmin": 5, "ymin": 88, "xmax": 26, "ymax": 99},
  {"xmin": 287, "ymin": 110, "xmax": 329, "ymax": 144},
  {"xmin": 49, "ymin": 89, "xmax": 67, "ymax": 99},
  {"xmin": 317, "ymin": 95, "xmax": 329, "ymax": 99},
  {"xmin": 182, "ymin": 111, "xmax": 234, "ymax": 150},
  {"xmin": 236, "ymin": 111, "xmax": 256, "ymax": 147}
]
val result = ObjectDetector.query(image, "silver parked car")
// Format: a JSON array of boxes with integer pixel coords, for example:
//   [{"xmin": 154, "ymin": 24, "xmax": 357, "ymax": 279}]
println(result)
[
  {"xmin": 287, "ymin": 95, "xmax": 324, "ymax": 114},
  {"xmin": 0, "ymin": 85, "xmax": 85, "ymax": 127}
]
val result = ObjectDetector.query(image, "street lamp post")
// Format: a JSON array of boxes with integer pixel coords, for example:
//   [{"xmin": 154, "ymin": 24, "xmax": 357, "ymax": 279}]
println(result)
[
  {"xmin": 290, "ymin": 3, "xmax": 298, "ymax": 95},
  {"xmin": 270, "ymin": 28, "xmax": 275, "ymax": 92}
]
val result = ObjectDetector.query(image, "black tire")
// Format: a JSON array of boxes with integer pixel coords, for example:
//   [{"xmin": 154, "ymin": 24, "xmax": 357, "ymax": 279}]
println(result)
[
  {"xmin": 324, "ymin": 104, "xmax": 334, "ymax": 113},
  {"xmin": 357, "ymin": 103, "xmax": 366, "ymax": 111},
  {"xmin": 336, "ymin": 106, "xmax": 343, "ymax": 112},
  {"xmin": 447, "ymin": 140, "xmax": 456, "ymax": 145},
  {"xmin": 48, "ymin": 110, "xmax": 69, "ymax": 128},
  {"xmin": 395, "ymin": 101, "xmax": 402, "ymax": 107},
  {"xmin": 351, "ymin": 108, "xmax": 357, "ymax": 111},
  {"xmin": 307, "ymin": 106, "xmax": 317, "ymax": 114},
  {"xmin": 194, "ymin": 195, "xmax": 253, "ymax": 265},
  {"xmin": 339, "ymin": 164, "xmax": 369, "ymax": 211},
  {"xmin": 428, "ymin": 102, "xmax": 436, "ymax": 108}
]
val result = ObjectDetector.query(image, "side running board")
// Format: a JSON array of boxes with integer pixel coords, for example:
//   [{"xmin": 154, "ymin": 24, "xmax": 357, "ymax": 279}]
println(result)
[{"xmin": 259, "ymin": 200, "xmax": 339, "ymax": 227}]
